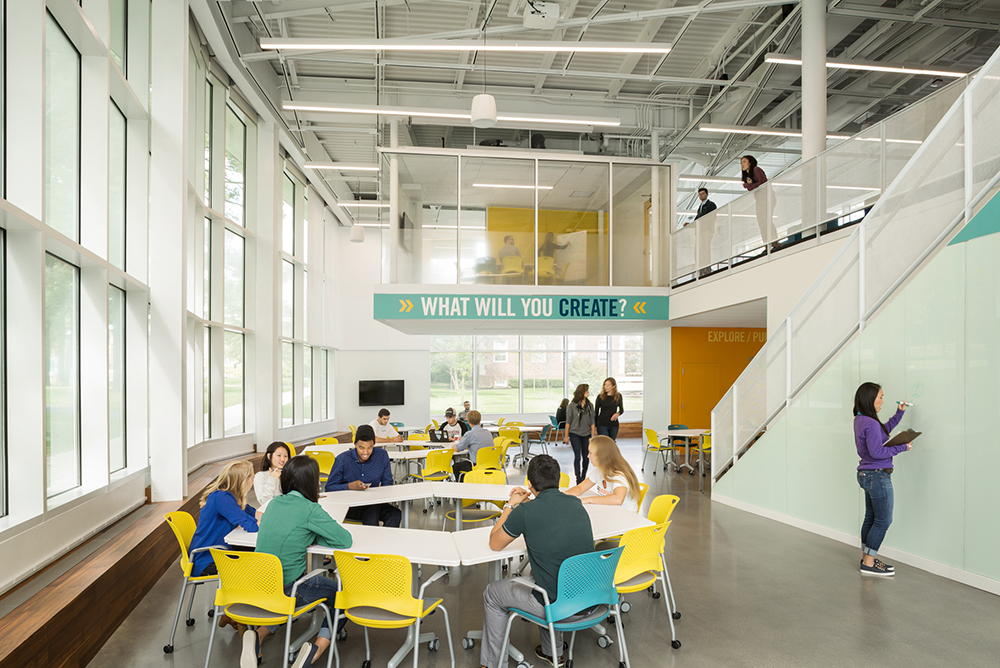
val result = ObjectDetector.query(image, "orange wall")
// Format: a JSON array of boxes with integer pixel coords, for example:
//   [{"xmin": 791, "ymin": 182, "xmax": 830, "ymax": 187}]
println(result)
[{"xmin": 671, "ymin": 327, "xmax": 767, "ymax": 428}]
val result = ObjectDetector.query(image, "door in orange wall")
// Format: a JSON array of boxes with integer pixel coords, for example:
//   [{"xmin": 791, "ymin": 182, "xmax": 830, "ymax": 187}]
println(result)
[{"xmin": 679, "ymin": 362, "xmax": 720, "ymax": 428}]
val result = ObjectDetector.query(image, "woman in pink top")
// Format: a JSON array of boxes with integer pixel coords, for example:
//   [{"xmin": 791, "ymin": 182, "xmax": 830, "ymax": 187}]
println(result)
[{"xmin": 741, "ymin": 155, "xmax": 775, "ymax": 243}]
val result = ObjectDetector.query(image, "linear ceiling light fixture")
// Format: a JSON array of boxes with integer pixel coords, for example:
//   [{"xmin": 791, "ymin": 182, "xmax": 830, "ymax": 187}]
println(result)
[
  {"xmin": 260, "ymin": 38, "xmax": 670, "ymax": 54},
  {"xmin": 283, "ymin": 101, "xmax": 621, "ymax": 127},
  {"xmin": 677, "ymin": 175, "xmax": 744, "ymax": 184},
  {"xmin": 336, "ymin": 200, "xmax": 389, "ymax": 208},
  {"xmin": 472, "ymin": 183, "xmax": 553, "ymax": 190},
  {"xmin": 765, "ymin": 53, "xmax": 968, "ymax": 78},
  {"xmin": 699, "ymin": 123, "xmax": 851, "ymax": 140},
  {"xmin": 304, "ymin": 162, "xmax": 380, "ymax": 171}
]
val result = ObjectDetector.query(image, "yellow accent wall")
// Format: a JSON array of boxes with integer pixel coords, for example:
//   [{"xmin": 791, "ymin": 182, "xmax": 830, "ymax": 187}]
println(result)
[
  {"xmin": 671, "ymin": 327, "xmax": 767, "ymax": 428},
  {"xmin": 486, "ymin": 207, "xmax": 607, "ymax": 283}
]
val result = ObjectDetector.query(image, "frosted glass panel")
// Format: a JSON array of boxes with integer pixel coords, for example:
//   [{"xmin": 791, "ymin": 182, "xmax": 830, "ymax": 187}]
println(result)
[{"xmin": 731, "ymin": 417, "xmax": 786, "ymax": 515}]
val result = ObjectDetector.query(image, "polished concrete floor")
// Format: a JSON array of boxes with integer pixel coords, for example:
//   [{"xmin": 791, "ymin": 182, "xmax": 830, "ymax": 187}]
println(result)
[{"xmin": 90, "ymin": 439, "xmax": 1000, "ymax": 668}]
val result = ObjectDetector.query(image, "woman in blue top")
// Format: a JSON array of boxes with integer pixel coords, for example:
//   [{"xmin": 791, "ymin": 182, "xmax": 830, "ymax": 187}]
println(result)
[
  {"xmin": 853, "ymin": 382, "xmax": 912, "ymax": 577},
  {"xmin": 189, "ymin": 460, "xmax": 260, "ymax": 578}
]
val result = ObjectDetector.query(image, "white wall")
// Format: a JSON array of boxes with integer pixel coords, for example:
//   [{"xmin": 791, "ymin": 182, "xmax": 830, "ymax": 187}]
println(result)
[
  {"xmin": 669, "ymin": 233, "xmax": 851, "ymax": 333},
  {"xmin": 642, "ymin": 326, "xmax": 672, "ymax": 431}
]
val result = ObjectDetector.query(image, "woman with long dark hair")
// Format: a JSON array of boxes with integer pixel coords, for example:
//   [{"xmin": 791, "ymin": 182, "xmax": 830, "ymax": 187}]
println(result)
[
  {"xmin": 564, "ymin": 384, "xmax": 596, "ymax": 484},
  {"xmin": 854, "ymin": 382, "xmax": 912, "ymax": 577},
  {"xmin": 254, "ymin": 441, "xmax": 291, "ymax": 506},
  {"xmin": 740, "ymin": 155, "xmax": 774, "ymax": 242},
  {"xmin": 594, "ymin": 377, "xmax": 624, "ymax": 441}
]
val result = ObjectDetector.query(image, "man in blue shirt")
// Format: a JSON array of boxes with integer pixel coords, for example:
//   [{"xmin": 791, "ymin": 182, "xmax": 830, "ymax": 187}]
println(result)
[
  {"xmin": 452, "ymin": 410, "xmax": 494, "ymax": 480},
  {"xmin": 324, "ymin": 424, "xmax": 402, "ymax": 527}
]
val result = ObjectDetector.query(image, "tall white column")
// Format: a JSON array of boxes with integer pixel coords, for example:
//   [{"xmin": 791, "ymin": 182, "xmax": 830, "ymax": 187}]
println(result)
[
  {"xmin": 148, "ymin": 0, "xmax": 189, "ymax": 502},
  {"xmin": 388, "ymin": 120, "xmax": 400, "ymax": 283},
  {"xmin": 801, "ymin": 0, "xmax": 828, "ymax": 161}
]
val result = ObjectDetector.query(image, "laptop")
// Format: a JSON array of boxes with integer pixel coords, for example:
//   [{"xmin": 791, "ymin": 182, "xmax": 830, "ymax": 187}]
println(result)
[{"xmin": 428, "ymin": 429, "xmax": 444, "ymax": 443}]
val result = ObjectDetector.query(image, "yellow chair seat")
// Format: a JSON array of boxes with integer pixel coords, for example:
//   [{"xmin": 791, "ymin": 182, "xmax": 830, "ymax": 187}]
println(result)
[
  {"xmin": 223, "ymin": 599, "xmax": 326, "ymax": 626},
  {"xmin": 615, "ymin": 570, "xmax": 657, "ymax": 594},
  {"xmin": 344, "ymin": 598, "xmax": 442, "ymax": 629},
  {"xmin": 444, "ymin": 508, "xmax": 502, "ymax": 524}
]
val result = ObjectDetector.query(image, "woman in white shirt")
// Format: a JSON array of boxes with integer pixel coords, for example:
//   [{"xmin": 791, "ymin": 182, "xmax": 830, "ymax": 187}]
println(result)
[
  {"xmin": 564, "ymin": 435, "xmax": 641, "ymax": 513},
  {"xmin": 253, "ymin": 441, "xmax": 290, "ymax": 506}
]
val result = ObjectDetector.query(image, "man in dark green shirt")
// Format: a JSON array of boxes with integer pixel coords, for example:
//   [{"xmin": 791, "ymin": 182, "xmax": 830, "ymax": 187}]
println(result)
[{"xmin": 481, "ymin": 455, "xmax": 594, "ymax": 668}]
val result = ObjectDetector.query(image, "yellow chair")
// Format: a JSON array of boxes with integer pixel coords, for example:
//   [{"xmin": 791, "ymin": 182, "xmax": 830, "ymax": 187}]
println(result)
[
  {"xmin": 284, "ymin": 442, "xmax": 297, "ymax": 457},
  {"xmin": 305, "ymin": 451, "xmax": 336, "ymax": 486},
  {"xmin": 641, "ymin": 428, "xmax": 671, "ymax": 474},
  {"xmin": 691, "ymin": 431, "xmax": 711, "ymax": 473},
  {"xmin": 163, "ymin": 512, "xmax": 219, "ymax": 654},
  {"xmin": 423, "ymin": 423, "xmax": 434, "ymax": 435},
  {"xmin": 443, "ymin": 468, "xmax": 507, "ymax": 530},
  {"xmin": 500, "ymin": 255, "xmax": 524, "ymax": 283},
  {"xmin": 333, "ymin": 551, "xmax": 454, "ymax": 668},
  {"xmin": 614, "ymin": 523, "xmax": 681, "ymax": 649},
  {"xmin": 554, "ymin": 261, "xmax": 570, "ymax": 283},
  {"xmin": 407, "ymin": 433, "xmax": 431, "ymax": 443},
  {"xmin": 636, "ymin": 482, "xmax": 650, "ymax": 509},
  {"xmin": 648, "ymin": 495, "xmax": 680, "ymax": 525},
  {"xmin": 473, "ymin": 444, "xmax": 505, "ymax": 472},
  {"xmin": 504, "ymin": 421, "xmax": 524, "ymax": 427},
  {"xmin": 431, "ymin": 419, "xmax": 440, "ymax": 429},
  {"xmin": 349, "ymin": 425, "xmax": 358, "ymax": 442},
  {"xmin": 315, "ymin": 436, "xmax": 339, "ymax": 446},
  {"xmin": 536, "ymin": 256, "xmax": 556, "ymax": 282},
  {"xmin": 410, "ymin": 448, "xmax": 454, "ymax": 483},
  {"xmin": 204, "ymin": 549, "xmax": 337, "ymax": 668}
]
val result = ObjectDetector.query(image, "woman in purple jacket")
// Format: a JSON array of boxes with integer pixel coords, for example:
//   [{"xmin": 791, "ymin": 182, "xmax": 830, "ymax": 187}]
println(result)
[
  {"xmin": 854, "ymin": 382, "xmax": 912, "ymax": 577},
  {"xmin": 741, "ymin": 155, "xmax": 776, "ymax": 243}
]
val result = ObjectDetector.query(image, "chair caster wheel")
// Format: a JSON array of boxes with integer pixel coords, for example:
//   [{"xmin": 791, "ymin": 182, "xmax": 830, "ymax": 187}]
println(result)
[
  {"xmin": 163, "ymin": 645, "xmax": 174, "ymax": 654},
  {"xmin": 517, "ymin": 662, "xmax": 530, "ymax": 668},
  {"xmin": 566, "ymin": 661, "xmax": 574, "ymax": 668},
  {"xmin": 428, "ymin": 639, "xmax": 440, "ymax": 651},
  {"xmin": 652, "ymin": 591, "xmax": 661, "ymax": 599},
  {"xmin": 462, "ymin": 637, "xmax": 474, "ymax": 650},
  {"xmin": 422, "ymin": 509, "xmax": 428, "ymax": 513},
  {"xmin": 186, "ymin": 618, "xmax": 196, "ymax": 627},
  {"xmin": 671, "ymin": 640, "xmax": 681, "ymax": 649},
  {"xmin": 362, "ymin": 661, "xmax": 372, "ymax": 668},
  {"xmin": 673, "ymin": 611, "xmax": 681, "ymax": 619},
  {"xmin": 597, "ymin": 634, "xmax": 612, "ymax": 648},
  {"xmin": 620, "ymin": 601, "xmax": 631, "ymax": 613},
  {"xmin": 619, "ymin": 663, "xmax": 625, "ymax": 668},
  {"xmin": 502, "ymin": 563, "xmax": 508, "ymax": 571},
  {"xmin": 207, "ymin": 609, "xmax": 215, "ymax": 617}
]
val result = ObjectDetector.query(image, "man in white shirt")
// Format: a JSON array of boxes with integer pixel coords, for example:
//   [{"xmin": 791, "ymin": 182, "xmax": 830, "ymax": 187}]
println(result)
[{"xmin": 369, "ymin": 408, "xmax": 404, "ymax": 443}]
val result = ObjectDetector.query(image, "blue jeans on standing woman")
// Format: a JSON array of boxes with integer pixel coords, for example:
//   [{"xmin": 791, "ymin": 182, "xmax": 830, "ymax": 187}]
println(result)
[
  {"xmin": 596, "ymin": 423, "xmax": 619, "ymax": 441},
  {"xmin": 568, "ymin": 433, "xmax": 591, "ymax": 483},
  {"xmin": 857, "ymin": 469, "xmax": 893, "ymax": 556}
]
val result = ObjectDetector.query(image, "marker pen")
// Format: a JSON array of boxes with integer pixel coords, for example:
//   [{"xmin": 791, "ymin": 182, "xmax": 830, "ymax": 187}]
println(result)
[{"xmin": 897, "ymin": 401, "xmax": 913, "ymax": 407}]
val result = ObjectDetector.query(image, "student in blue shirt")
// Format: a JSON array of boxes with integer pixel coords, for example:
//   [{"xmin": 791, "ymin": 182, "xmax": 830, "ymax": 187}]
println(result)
[
  {"xmin": 452, "ymin": 410, "xmax": 494, "ymax": 480},
  {"xmin": 324, "ymin": 424, "xmax": 402, "ymax": 527},
  {"xmin": 189, "ymin": 460, "xmax": 260, "ymax": 578}
]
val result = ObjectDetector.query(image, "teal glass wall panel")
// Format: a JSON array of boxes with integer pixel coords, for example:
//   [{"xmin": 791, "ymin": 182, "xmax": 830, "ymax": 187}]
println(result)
[
  {"xmin": 784, "ymin": 339, "xmax": 860, "ymax": 537},
  {"xmin": 963, "ymin": 231, "xmax": 1000, "ymax": 579},
  {"xmin": 713, "ymin": 458, "xmax": 734, "ymax": 498},
  {"xmin": 732, "ymin": 416, "xmax": 787, "ymax": 515}
]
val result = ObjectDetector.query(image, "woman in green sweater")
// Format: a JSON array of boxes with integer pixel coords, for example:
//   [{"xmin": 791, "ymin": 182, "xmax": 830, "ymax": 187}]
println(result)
[{"xmin": 249, "ymin": 455, "xmax": 353, "ymax": 668}]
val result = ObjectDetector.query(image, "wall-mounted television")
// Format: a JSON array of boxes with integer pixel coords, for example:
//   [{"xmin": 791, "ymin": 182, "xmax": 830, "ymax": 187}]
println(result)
[{"xmin": 359, "ymin": 380, "xmax": 405, "ymax": 407}]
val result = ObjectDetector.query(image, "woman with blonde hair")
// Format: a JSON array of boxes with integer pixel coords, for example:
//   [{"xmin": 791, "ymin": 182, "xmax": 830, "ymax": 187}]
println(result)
[
  {"xmin": 188, "ymin": 460, "xmax": 261, "ymax": 578},
  {"xmin": 564, "ymin": 435, "xmax": 641, "ymax": 513}
]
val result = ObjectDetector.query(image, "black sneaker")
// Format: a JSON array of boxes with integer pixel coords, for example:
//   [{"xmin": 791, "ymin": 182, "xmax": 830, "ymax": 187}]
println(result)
[
  {"xmin": 860, "ymin": 560, "xmax": 894, "ymax": 577},
  {"xmin": 535, "ymin": 643, "xmax": 568, "ymax": 668},
  {"xmin": 860, "ymin": 558, "xmax": 894, "ymax": 572}
]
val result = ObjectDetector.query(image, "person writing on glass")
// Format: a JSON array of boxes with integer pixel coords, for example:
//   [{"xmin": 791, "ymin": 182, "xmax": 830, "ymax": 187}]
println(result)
[
  {"xmin": 854, "ymin": 382, "xmax": 912, "ymax": 577},
  {"xmin": 565, "ymin": 384, "xmax": 596, "ymax": 484},
  {"xmin": 594, "ymin": 377, "xmax": 624, "ymax": 441}
]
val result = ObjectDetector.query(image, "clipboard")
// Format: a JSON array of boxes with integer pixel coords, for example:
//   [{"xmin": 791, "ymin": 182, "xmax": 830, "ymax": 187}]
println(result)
[{"xmin": 883, "ymin": 429, "xmax": 921, "ymax": 448}]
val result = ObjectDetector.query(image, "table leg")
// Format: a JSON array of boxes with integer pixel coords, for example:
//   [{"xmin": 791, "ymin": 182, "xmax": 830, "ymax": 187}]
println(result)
[
  {"xmin": 455, "ymin": 499, "xmax": 463, "ymax": 531},
  {"xmin": 699, "ymin": 434, "xmax": 706, "ymax": 493},
  {"xmin": 402, "ymin": 500, "xmax": 409, "ymax": 528}
]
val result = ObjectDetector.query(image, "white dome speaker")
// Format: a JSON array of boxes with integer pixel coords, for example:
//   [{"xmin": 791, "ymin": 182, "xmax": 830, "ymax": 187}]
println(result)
[
  {"xmin": 350, "ymin": 224, "xmax": 365, "ymax": 243},
  {"xmin": 471, "ymin": 93, "xmax": 497, "ymax": 128}
]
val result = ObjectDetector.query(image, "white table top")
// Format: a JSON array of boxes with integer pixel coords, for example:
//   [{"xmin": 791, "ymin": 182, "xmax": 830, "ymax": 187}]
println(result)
[
  {"xmin": 304, "ymin": 443, "xmax": 354, "ymax": 456},
  {"xmin": 430, "ymin": 481, "xmax": 522, "ymax": 502},
  {"xmin": 320, "ymin": 481, "xmax": 437, "ymax": 505},
  {"xmin": 484, "ymin": 425, "xmax": 543, "ymax": 434},
  {"xmin": 658, "ymin": 428, "xmax": 708, "ymax": 438}
]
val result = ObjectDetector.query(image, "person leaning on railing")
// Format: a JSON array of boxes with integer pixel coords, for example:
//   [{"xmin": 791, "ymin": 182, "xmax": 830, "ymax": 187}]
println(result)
[{"xmin": 741, "ymin": 154, "xmax": 774, "ymax": 242}]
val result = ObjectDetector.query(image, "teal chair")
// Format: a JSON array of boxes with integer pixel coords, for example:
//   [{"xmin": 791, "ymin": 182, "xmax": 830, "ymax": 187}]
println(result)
[
  {"xmin": 390, "ymin": 421, "xmax": 405, "ymax": 429},
  {"xmin": 497, "ymin": 546, "xmax": 629, "ymax": 668}
]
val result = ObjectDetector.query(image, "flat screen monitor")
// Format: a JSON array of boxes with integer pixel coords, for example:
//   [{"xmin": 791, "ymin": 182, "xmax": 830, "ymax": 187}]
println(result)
[{"xmin": 358, "ymin": 380, "xmax": 404, "ymax": 407}]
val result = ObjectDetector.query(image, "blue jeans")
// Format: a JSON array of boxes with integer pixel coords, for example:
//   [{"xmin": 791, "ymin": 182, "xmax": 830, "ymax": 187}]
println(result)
[
  {"xmin": 858, "ymin": 469, "xmax": 893, "ymax": 556},
  {"xmin": 568, "ymin": 433, "xmax": 591, "ymax": 483},
  {"xmin": 596, "ymin": 423, "xmax": 619, "ymax": 441},
  {"xmin": 266, "ymin": 573, "xmax": 345, "ymax": 639}
]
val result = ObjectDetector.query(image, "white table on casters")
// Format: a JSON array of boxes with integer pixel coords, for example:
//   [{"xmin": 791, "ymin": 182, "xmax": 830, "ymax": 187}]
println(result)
[
  {"xmin": 319, "ymin": 482, "xmax": 437, "ymax": 528},
  {"xmin": 430, "ymin": 482, "xmax": 523, "ymax": 530},
  {"xmin": 658, "ymin": 428, "xmax": 708, "ymax": 475}
]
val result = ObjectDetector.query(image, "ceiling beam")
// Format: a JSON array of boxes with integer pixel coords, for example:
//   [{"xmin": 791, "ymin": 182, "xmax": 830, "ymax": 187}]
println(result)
[
  {"xmin": 828, "ymin": 3, "xmax": 1000, "ymax": 31},
  {"xmin": 607, "ymin": 0, "xmax": 679, "ymax": 98}
]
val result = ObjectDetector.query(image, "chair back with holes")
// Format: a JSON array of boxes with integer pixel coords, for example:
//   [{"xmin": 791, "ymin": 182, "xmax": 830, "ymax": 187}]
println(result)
[
  {"xmin": 501, "ymin": 255, "xmax": 523, "ymax": 274},
  {"xmin": 305, "ymin": 451, "xmax": 335, "ymax": 482},
  {"xmin": 636, "ymin": 482, "xmax": 650, "ymax": 510},
  {"xmin": 408, "ymin": 433, "xmax": 430, "ymax": 441},
  {"xmin": 546, "ymin": 547, "xmax": 624, "ymax": 622},
  {"xmin": 315, "ymin": 436, "xmax": 338, "ymax": 446},
  {"xmin": 474, "ymin": 445, "xmax": 504, "ymax": 471},
  {"xmin": 421, "ymin": 448, "xmax": 454, "ymax": 477},
  {"xmin": 283, "ymin": 442, "xmax": 296, "ymax": 457},
  {"xmin": 536, "ymin": 256, "xmax": 555, "ymax": 278},
  {"xmin": 333, "ymin": 552, "xmax": 425, "ymax": 619},
  {"xmin": 465, "ymin": 468, "xmax": 506, "ymax": 486},
  {"xmin": 349, "ymin": 425, "xmax": 357, "ymax": 441},
  {"xmin": 497, "ymin": 418, "xmax": 506, "ymax": 426},
  {"xmin": 647, "ymin": 495, "xmax": 680, "ymax": 525},
  {"xmin": 505, "ymin": 421, "xmax": 525, "ymax": 427},
  {"xmin": 644, "ymin": 428, "xmax": 665, "ymax": 450},
  {"xmin": 549, "ymin": 415, "xmax": 558, "ymax": 428},
  {"xmin": 210, "ymin": 549, "xmax": 296, "ymax": 616},
  {"xmin": 666, "ymin": 424, "xmax": 689, "ymax": 448},
  {"xmin": 499, "ymin": 426, "xmax": 521, "ymax": 444},
  {"xmin": 165, "ymin": 511, "xmax": 198, "ymax": 577},
  {"xmin": 614, "ymin": 523, "xmax": 669, "ymax": 586}
]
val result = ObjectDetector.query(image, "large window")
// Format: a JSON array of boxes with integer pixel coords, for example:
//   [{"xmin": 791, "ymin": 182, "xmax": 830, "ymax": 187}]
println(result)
[
  {"xmin": 303, "ymin": 345, "xmax": 312, "ymax": 423},
  {"xmin": 204, "ymin": 81, "xmax": 213, "ymax": 205},
  {"xmin": 282, "ymin": 173, "xmax": 295, "ymax": 255},
  {"xmin": 224, "ymin": 106, "xmax": 246, "ymax": 225},
  {"xmin": 0, "ymin": 234, "xmax": 5, "ymax": 516},
  {"xmin": 45, "ymin": 254, "xmax": 81, "ymax": 498},
  {"xmin": 110, "ymin": 0, "xmax": 127, "ymax": 73},
  {"xmin": 45, "ymin": 14, "xmax": 81, "ymax": 241},
  {"xmin": 108, "ymin": 287, "xmax": 126, "ymax": 473},
  {"xmin": 224, "ymin": 229, "xmax": 244, "ymax": 327},
  {"xmin": 109, "ymin": 103, "xmax": 127, "ymax": 270},
  {"xmin": 430, "ymin": 334, "xmax": 643, "ymax": 414},
  {"xmin": 281, "ymin": 342, "xmax": 293, "ymax": 428},
  {"xmin": 224, "ymin": 331, "xmax": 243, "ymax": 436},
  {"xmin": 282, "ymin": 260, "xmax": 294, "ymax": 338}
]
